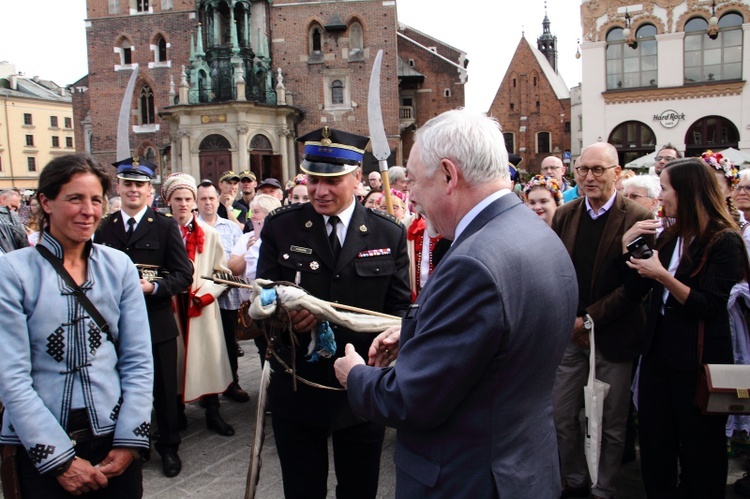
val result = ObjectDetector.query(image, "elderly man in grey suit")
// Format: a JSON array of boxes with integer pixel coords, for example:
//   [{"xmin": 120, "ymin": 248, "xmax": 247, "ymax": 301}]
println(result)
[{"xmin": 335, "ymin": 108, "xmax": 578, "ymax": 498}]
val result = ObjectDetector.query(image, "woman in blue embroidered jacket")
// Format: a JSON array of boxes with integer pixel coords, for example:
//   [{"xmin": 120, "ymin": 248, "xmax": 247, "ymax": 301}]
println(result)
[{"xmin": 0, "ymin": 154, "xmax": 153, "ymax": 497}]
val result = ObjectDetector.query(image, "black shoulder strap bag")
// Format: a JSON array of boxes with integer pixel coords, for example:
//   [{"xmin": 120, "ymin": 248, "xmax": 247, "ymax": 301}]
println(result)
[{"xmin": 36, "ymin": 245, "xmax": 116, "ymax": 350}]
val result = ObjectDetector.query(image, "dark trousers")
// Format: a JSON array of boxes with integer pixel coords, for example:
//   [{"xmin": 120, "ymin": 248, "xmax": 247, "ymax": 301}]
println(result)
[
  {"xmin": 638, "ymin": 338, "xmax": 728, "ymax": 498},
  {"xmin": 152, "ymin": 338, "xmax": 181, "ymax": 454},
  {"xmin": 17, "ymin": 435, "xmax": 143, "ymax": 498},
  {"xmin": 271, "ymin": 415, "xmax": 385, "ymax": 499},
  {"xmin": 220, "ymin": 308, "xmax": 239, "ymax": 382}
]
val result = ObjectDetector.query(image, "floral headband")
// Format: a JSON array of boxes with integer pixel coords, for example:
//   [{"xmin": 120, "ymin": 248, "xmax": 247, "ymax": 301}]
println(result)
[
  {"xmin": 702, "ymin": 150, "xmax": 738, "ymax": 185},
  {"xmin": 293, "ymin": 174, "xmax": 307, "ymax": 186},
  {"xmin": 524, "ymin": 174, "xmax": 563, "ymax": 203}
]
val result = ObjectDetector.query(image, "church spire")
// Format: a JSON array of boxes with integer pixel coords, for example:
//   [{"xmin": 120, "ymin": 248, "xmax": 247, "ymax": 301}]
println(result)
[{"xmin": 536, "ymin": 1, "xmax": 558, "ymax": 73}]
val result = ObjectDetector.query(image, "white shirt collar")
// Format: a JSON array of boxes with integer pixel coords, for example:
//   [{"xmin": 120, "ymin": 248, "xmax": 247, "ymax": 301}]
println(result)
[
  {"xmin": 324, "ymin": 196, "xmax": 357, "ymax": 245},
  {"xmin": 120, "ymin": 206, "xmax": 148, "ymax": 230},
  {"xmin": 585, "ymin": 191, "xmax": 617, "ymax": 220},
  {"xmin": 453, "ymin": 189, "xmax": 511, "ymax": 243}
]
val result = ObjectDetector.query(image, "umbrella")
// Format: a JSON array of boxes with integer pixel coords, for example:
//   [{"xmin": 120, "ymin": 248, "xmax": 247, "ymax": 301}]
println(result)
[
  {"xmin": 625, "ymin": 151, "xmax": 656, "ymax": 169},
  {"xmin": 718, "ymin": 148, "xmax": 750, "ymax": 167}
]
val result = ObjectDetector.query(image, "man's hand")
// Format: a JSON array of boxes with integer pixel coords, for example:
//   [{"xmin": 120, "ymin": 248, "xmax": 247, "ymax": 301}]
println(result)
[
  {"xmin": 334, "ymin": 343, "xmax": 365, "ymax": 389},
  {"xmin": 571, "ymin": 317, "xmax": 590, "ymax": 349},
  {"xmin": 96, "ymin": 448, "xmax": 134, "ymax": 479},
  {"xmin": 140, "ymin": 278, "xmax": 155, "ymax": 295},
  {"xmin": 368, "ymin": 326, "xmax": 401, "ymax": 367},
  {"xmin": 220, "ymin": 193, "xmax": 234, "ymax": 209},
  {"xmin": 56, "ymin": 457, "xmax": 108, "ymax": 495},
  {"xmin": 289, "ymin": 309, "xmax": 317, "ymax": 334}
]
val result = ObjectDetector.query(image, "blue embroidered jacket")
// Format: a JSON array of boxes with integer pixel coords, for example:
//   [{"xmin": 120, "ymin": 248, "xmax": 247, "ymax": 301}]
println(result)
[{"xmin": 0, "ymin": 232, "xmax": 153, "ymax": 474}]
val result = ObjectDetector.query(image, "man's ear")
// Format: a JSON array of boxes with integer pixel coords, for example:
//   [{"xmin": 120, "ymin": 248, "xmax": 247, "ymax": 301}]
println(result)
[{"xmin": 441, "ymin": 159, "xmax": 460, "ymax": 192}]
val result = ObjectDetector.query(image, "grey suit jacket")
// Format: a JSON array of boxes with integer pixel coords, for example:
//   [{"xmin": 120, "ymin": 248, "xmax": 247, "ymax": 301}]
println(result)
[
  {"xmin": 552, "ymin": 193, "xmax": 653, "ymax": 361},
  {"xmin": 348, "ymin": 193, "xmax": 578, "ymax": 498}
]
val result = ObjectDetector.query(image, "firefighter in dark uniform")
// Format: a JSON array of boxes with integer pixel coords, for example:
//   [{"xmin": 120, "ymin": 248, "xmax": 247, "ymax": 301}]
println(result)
[
  {"xmin": 94, "ymin": 157, "xmax": 192, "ymax": 478},
  {"xmin": 256, "ymin": 127, "xmax": 411, "ymax": 499}
]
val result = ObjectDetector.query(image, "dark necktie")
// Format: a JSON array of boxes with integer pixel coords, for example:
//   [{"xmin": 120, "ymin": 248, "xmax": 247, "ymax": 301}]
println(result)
[
  {"xmin": 328, "ymin": 216, "xmax": 341, "ymax": 260},
  {"xmin": 126, "ymin": 218, "xmax": 136, "ymax": 242}
]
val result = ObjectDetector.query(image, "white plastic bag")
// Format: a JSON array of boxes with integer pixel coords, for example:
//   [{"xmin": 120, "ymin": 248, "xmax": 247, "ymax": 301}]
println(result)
[{"xmin": 583, "ymin": 314, "xmax": 610, "ymax": 487}]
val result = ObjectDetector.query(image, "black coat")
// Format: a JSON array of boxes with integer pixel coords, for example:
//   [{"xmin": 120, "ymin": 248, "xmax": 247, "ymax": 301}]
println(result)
[
  {"xmin": 95, "ymin": 207, "xmax": 193, "ymax": 344},
  {"xmin": 257, "ymin": 201, "xmax": 411, "ymax": 429},
  {"xmin": 0, "ymin": 223, "xmax": 29, "ymax": 253}
]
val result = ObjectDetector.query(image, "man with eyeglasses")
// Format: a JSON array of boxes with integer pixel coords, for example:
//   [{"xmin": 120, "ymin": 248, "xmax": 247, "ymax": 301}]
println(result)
[
  {"xmin": 654, "ymin": 144, "xmax": 681, "ymax": 175},
  {"xmin": 551, "ymin": 142, "xmax": 653, "ymax": 499},
  {"xmin": 540, "ymin": 156, "xmax": 573, "ymax": 194}
]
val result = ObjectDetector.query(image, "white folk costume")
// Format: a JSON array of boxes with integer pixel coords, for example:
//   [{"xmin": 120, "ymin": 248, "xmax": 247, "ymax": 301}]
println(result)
[{"xmin": 174, "ymin": 215, "xmax": 233, "ymax": 402}]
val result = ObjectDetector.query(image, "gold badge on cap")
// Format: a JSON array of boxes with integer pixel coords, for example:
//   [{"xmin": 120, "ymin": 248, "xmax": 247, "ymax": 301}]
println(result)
[
  {"xmin": 359, "ymin": 225, "xmax": 368, "ymax": 233},
  {"xmin": 304, "ymin": 220, "xmax": 313, "ymax": 228},
  {"xmin": 147, "ymin": 218, "xmax": 154, "ymax": 222},
  {"xmin": 310, "ymin": 261, "xmax": 320, "ymax": 270},
  {"xmin": 320, "ymin": 126, "xmax": 332, "ymax": 146}
]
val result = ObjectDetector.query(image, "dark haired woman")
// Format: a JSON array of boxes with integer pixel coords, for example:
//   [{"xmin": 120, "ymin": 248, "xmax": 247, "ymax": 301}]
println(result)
[
  {"xmin": 622, "ymin": 157, "xmax": 746, "ymax": 498},
  {"xmin": 0, "ymin": 154, "xmax": 153, "ymax": 498}
]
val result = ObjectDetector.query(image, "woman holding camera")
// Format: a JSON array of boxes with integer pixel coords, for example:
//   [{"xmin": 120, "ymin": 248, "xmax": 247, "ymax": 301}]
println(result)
[{"xmin": 622, "ymin": 157, "xmax": 746, "ymax": 498}]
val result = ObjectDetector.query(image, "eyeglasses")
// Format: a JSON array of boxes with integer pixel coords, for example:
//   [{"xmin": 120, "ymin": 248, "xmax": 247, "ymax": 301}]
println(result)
[
  {"xmin": 734, "ymin": 185, "xmax": 750, "ymax": 193},
  {"xmin": 624, "ymin": 192, "xmax": 651, "ymax": 200},
  {"xmin": 540, "ymin": 165, "xmax": 562, "ymax": 172},
  {"xmin": 655, "ymin": 155, "xmax": 676, "ymax": 162},
  {"xmin": 574, "ymin": 165, "xmax": 617, "ymax": 177}
]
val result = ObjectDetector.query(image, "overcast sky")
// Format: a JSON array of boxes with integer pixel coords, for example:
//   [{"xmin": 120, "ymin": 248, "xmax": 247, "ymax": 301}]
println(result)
[{"xmin": 1, "ymin": 0, "xmax": 583, "ymax": 112}]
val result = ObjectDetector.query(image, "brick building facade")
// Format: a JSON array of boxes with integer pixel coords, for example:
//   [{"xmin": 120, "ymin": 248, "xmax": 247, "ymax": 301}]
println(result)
[
  {"xmin": 488, "ymin": 15, "xmax": 571, "ymax": 176},
  {"xmin": 74, "ymin": 0, "xmax": 466, "ymax": 186}
]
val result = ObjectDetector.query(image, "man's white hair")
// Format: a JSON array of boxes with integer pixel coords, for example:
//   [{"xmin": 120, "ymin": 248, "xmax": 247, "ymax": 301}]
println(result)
[
  {"xmin": 622, "ymin": 174, "xmax": 661, "ymax": 199},
  {"xmin": 414, "ymin": 108, "xmax": 509, "ymax": 185}
]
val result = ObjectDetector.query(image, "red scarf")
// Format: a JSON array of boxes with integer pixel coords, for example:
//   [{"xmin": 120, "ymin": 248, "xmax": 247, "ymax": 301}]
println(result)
[
  {"xmin": 183, "ymin": 216, "xmax": 205, "ymax": 261},
  {"xmin": 407, "ymin": 216, "xmax": 441, "ymax": 294}
]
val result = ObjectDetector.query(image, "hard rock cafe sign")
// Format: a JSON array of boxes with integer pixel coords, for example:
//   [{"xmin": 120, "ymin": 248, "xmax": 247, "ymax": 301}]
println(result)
[{"xmin": 653, "ymin": 109, "xmax": 685, "ymax": 129}]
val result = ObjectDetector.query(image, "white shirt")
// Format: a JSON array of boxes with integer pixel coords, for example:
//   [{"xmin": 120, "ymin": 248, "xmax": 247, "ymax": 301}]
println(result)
[
  {"xmin": 585, "ymin": 191, "xmax": 617, "ymax": 220},
  {"xmin": 120, "ymin": 206, "xmax": 148, "ymax": 232},
  {"xmin": 324, "ymin": 196, "xmax": 357, "ymax": 247}
]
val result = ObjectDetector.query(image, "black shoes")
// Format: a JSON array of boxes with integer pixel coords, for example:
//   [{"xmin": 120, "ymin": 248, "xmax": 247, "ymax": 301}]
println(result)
[
  {"xmin": 223, "ymin": 381, "xmax": 250, "ymax": 403},
  {"xmin": 237, "ymin": 345, "xmax": 245, "ymax": 357},
  {"xmin": 161, "ymin": 451, "xmax": 182, "ymax": 477},
  {"xmin": 560, "ymin": 484, "xmax": 590, "ymax": 498},
  {"xmin": 206, "ymin": 410, "xmax": 235, "ymax": 436}
]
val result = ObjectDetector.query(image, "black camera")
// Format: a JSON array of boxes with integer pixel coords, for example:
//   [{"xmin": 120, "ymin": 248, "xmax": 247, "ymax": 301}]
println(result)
[{"xmin": 626, "ymin": 236, "xmax": 653, "ymax": 259}]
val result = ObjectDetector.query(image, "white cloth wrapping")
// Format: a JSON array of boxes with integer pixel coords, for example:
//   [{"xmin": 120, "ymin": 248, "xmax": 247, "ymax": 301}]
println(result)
[
  {"xmin": 584, "ymin": 315, "xmax": 610, "ymax": 488},
  {"xmin": 248, "ymin": 278, "xmax": 401, "ymax": 333}
]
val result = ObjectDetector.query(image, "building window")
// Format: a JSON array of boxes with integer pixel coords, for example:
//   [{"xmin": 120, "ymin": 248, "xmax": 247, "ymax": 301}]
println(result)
[
  {"xmin": 136, "ymin": 0, "xmax": 148, "ymax": 12},
  {"xmin": 513, "ymin": 78, "xmax": 516, "ymax": 87},
  {"xmin": 0, "ymin": 157, "xmax": 3, "ymax": 172},
  {"xmin": 23, "ymin": 113, "xmax": 32, "ymax": 125},
  {"xmin": 608, "ymin": 120, "xmax": 657, "ymax": 165},
  {"xmin": 52, "ymin": 136, "xmax": 60, "ymax": 148},
  {"xmin": 64, "ymin": 117, "xmax": 72, "ymax": 128},
  {"xmin": 50, "ymin": 116, "xmax": 59, "ymax": 128},
  {"xmin": 140, "ymin": 85, "xmax": 155, "ymax": 124},
  {"xmin": 503, "ymin": 132, "xmax": 515, "ymax": 154},
  {"xmin": 606, "ymin": 24, "xmax": 658, "ymax": 89},
  {"xmin": 331, "ymin": 80, "xmax": 344, "ymax": 105},
  {"xmin": 157, "ymin": 36, "xmax": 167, "ymax": 62},
  {"xmin": 109, "ymin": 0, "xmax": 119, "ymax": 14},
  {"xmin": 537, "ymin": 132, "xmax": 551, "ymax": 154},
  {"xmin": 564, "ymin": 121, "xmax": 571, "ymax": 133},
  {"xmin": 536, "ymin": 100, "xmax": 540, "ymax": 109},
  {"xmin": 66, "ymin": 137, "xmax": 74, "ymax": 148},
  {"xmin": 510, "ymin": 103, "xmax": 515, "ymax": 111},
  {"xmin": 121, "ymin": 40, "xmax": 133, "ymax": 65},
  {"xmin": 533, "ymin": 76, "xmax": 537, "ymax": 86},
  {"xmin": 444, "ymin": 89, "xmax": 451, "ymax": 98},
  {"xmin": 311, "ymin": 27, "xmax": 322, "ymax": 53},
  {"xmin": 349, "ymin": 22, "xmax": 363, "ymax": 53},
  {"xmin": 25, "ymin": 135, "xmax": 34, "ymax": 147},
  {"xmin": 27, "ymin": 157, "xmax": 37, "ymax": 172},
  {"xmin": 684, "ymin": 13, "xmax": 743, "ymax": 83}
]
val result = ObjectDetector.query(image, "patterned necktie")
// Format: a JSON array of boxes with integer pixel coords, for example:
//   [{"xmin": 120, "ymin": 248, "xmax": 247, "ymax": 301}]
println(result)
[
  {"xmin": 126, "ymin": 218, "xmax": 136, "ymax": 241},
  {"xmin": 328, "ymin": 216, "xmax": 341, "ymax": 260}
]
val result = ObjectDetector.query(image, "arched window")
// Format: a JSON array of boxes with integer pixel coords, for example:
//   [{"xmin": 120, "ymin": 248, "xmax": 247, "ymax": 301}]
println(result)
[
  {"xmin": 537, "ymin": 132, "xmax": 551, "ymax": 154},
  {"xmin": 140, "ymin": 85, "xmax": 155, "ymax": 125},
  {"xmin": 606, "ymin": 24, "xmax": 658, "ymax": 89},
  {"xmin": 350, "ymin": 22, "xmax": 363, "ymax": 53},
  {"xmin": 608, "ymin": 121, "xmax": 656, "ymax": 165},
  {"xmin": 331, "ymin": 80, "xmax": 344, "ymax": 105},
  {"xmin": 157, "ymin": 37, "xmax": 167, "ymax": 62},
  {"xmin": 684, "ymin": 115, "xmax": 740, "ymax": 156},
  {"xmin": 312, "ymin": 27, "xmax": 322, "ymax": 53},
  {"xmin": 121, "ymin": 40, "xmax": 132, "ymax": 65},
  {"xmin": 685, "ymin": 13, "xmax": 744, "ymax": 83},
  {"xmin": 503, "ymin": 132, "xmax": 515, "ymax": 154}
]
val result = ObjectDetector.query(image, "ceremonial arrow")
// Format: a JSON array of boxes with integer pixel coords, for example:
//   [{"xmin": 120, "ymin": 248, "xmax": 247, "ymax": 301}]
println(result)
[{"xmin": 368, "ymin": 49, "xmax": 394, "ymax": 215}]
